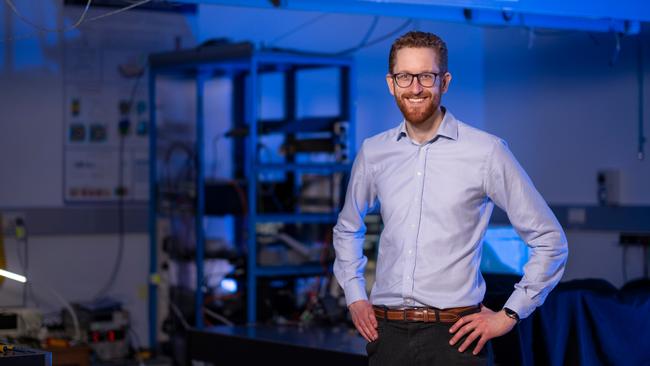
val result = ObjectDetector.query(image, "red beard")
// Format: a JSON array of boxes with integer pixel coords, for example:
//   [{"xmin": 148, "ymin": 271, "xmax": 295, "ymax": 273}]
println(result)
[{"xmin": 394, "ymin": 91, "xmax": 438, "ymax": 125}]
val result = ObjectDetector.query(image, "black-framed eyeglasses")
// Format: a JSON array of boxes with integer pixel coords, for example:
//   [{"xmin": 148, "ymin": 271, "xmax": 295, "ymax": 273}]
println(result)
[{"xmin": 391, "ymin": 72, "xmax": 439, "ymax": 88}]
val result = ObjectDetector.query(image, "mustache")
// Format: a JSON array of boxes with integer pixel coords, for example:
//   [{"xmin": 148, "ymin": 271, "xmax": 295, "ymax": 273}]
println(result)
[{"xmin": 401, "ymin": 91, "xmax": 431, "ymax": 99}]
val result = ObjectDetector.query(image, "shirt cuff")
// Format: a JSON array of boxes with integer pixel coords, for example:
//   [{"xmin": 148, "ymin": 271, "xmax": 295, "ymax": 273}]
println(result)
[
  {"xmin": 344, "ymin": 280, "xmax": 368, "ymax": 307},
  {"xmin": 503, "ymin": 288, "xmax": 539, "ymax": 319}
]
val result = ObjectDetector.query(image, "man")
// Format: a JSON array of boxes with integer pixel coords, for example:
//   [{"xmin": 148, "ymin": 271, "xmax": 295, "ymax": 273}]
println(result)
[{"xmin": 333, "ymin": 31, "xmax": 568, "ymax": 365}]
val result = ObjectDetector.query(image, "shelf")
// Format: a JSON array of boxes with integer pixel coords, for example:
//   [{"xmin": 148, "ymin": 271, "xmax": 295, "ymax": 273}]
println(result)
[
  {"xmin": 254, "ymin": 163, "xmax": 351, "ymax": 173},
  {"xmin": 254, "ymin": 264, "xmax": 331, "ymax": 277},
  {"xmin": 149, "ymin": 42, "xmax": 354, "ymax": 74},
  {"xmin": 254, "ymin": 213, "xmax": 339, "ymax": 224},
  {"xmin": 260, "ymin": 117, "xmax": 343, "ymax": 134}
]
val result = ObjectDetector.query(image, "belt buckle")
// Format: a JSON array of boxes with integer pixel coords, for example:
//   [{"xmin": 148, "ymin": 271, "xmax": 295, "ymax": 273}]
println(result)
[{"xmin": 422, "ymin": 308, "xmax": 430, "ymax": 322}]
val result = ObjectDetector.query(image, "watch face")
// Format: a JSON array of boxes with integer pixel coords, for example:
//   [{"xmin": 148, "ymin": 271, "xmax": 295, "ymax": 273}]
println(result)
[{"xmin": 504, "ymin": 308, "xmax": 519, "ymax": 320}]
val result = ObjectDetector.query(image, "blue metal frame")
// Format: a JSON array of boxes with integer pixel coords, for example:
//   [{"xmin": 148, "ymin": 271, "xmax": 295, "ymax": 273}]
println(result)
[
  {"xmin": 173, "ymin": 0, "xmax": 643, "ymax": 34},
  {"xmin": 246, "ymin": 55, "xmax": 260, "ymax": 323},
  {"xmin": 195, "ymin": 71, "xmax": 207, "ymax": 329},
  {"xmin": 637, "ymin": 37, "xmax": 646, "ymax": 161},
  {"xmin": 147, "ymin": 68, "xmax": 158, "ymax": 349}
]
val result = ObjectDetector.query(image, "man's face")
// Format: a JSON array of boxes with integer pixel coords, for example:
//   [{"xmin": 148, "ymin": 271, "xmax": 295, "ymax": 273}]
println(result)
[{"xmin": 386, "ymin": 47, "xmax": 451, "ymax": 125}]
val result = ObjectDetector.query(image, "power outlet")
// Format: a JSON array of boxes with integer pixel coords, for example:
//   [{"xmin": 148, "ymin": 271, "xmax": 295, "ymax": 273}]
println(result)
[{"xmin": 1, "ymin": 211, "xmax": 26, "ymax": 238}]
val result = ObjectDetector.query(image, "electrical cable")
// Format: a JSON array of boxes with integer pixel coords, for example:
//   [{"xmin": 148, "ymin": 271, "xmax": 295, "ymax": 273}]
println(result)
[
  {"xmin": 266, "ymin": 12, "xmax": 330, "ymax": 47},
  {"xmin": 44, "ymin": 284, "xmax": 81, "ymax": 342},
  {"xmin": 12, "ymin": 218, "xmax": 36, "ymax": 307},
  {"xmin": 358, "ymin": 16, "xmax": 380, "ymax": 43},
  {"xmin": 91, "ymin": 132, "xmax": 126, "ymax": 300},
  {"xmin": 344, "ymin": 19, "xmax": 413, "ymax": 51},
  {"xmin": 2, "ymin": 0, "xmax": 152, "ymax": 43},
  {"xmin": 168, "ymin": 301, "xmax": 191, "ymax": 330},
  {"xmin": 335, "ymin": 18, "xmax": 413, "ymax": 55},
  {"xmin": 335, "ymin": 15, "xmax": 380, "ymax": 55},
  {"xmin": 92, "ymin": 70, "xmax": 144, "ymax": 301},
  {"xmin": 3, "ymin": 0, "xmax": 92, "ymax": 33},
  {"xmin": 637, "ymin": 35, "xmax": 646, "ymax": 161},
  {"xmin": 83, "ymin": 0, "xmax": 152, "ymax": 23},
  {"xmin": 6, "ymin": 0, "xmax": 153, "ymax": 28},
  {"xmin": 203, "ymin": 306, "xmax": 234, "ymax": 326},
  {"xmin": 264, "ymin": 18, "xmax": 413, "ymax": 57},
  {"xmin": 24, "ymin": 281, "xmax": 82, "ymax": 342}
]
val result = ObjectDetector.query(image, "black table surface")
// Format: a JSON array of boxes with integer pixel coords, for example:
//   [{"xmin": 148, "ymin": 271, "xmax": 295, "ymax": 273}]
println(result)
[{"xmin": 188, "ymin": 324, "xmax": 368, "ymax": 365}]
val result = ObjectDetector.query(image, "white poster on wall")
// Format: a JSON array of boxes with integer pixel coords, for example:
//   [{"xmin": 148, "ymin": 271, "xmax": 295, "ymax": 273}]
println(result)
[{"xmin": 62, "ymin": 7, "xmax": 195, "ymax": 202}]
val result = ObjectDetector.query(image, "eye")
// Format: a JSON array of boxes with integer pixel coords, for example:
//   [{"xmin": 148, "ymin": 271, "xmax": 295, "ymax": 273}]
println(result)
[
  {"xmin": 396, "ymin": 73, "xmax": 410, "ymax": 81},
  {"xmin": 420, "ymin": 73, "xmax": 434, "ymax": 81}
]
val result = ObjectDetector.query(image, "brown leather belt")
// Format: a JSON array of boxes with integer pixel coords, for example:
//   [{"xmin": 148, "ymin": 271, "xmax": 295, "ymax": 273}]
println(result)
[{"xmin": 373, "ymin": 304, "xmax": 481, "ymax": 323}]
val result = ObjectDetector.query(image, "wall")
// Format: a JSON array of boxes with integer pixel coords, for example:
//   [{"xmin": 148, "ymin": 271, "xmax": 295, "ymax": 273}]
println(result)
[
  {"xmin": 563, "ymin": 230, "xmax": 645, "ymax": 287},
  {"xmin": 484, "ymin": 27, "xmax": 650, "ymax": 205},
  {"xmin": 483, "ymin": 27, "xmax": 650, "ymax": 286}
]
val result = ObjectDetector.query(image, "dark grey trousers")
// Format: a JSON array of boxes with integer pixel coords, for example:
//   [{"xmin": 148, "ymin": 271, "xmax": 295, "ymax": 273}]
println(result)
[{"xmin": 366, "ymin": 318, "xmax": 494, "ymax": 366}]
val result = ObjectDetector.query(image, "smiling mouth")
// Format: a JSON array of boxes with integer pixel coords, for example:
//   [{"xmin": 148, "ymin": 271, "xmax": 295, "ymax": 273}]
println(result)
[{"xmin": 405, "ymin": 96, "xmax": 427, "ymax": 105}]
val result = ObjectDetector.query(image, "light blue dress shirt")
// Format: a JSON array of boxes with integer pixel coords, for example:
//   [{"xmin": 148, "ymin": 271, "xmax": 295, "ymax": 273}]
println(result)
[{"xmin": 333, "ymin": 108, "xmax": 568, "ymax": 319}]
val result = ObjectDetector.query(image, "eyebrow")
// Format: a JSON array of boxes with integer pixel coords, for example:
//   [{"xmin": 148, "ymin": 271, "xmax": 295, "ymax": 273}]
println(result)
[{"xmin": 393, "ymin": 70, "xmax": 439, "ymax": 74}]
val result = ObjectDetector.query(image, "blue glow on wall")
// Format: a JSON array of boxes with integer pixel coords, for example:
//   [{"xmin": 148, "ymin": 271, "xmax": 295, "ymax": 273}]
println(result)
[{"xmin": 480, "ymin": 225, "xmax": 530, "ymax": 275}]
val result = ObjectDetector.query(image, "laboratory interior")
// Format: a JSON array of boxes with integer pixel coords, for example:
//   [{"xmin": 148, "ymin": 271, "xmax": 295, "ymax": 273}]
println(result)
[{"xmin": 0, "ymin": 1, "xmax": 649, "ymax": 365}]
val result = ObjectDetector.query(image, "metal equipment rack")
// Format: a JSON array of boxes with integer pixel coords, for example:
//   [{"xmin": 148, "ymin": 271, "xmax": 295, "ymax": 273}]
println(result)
[{"xmin": 148, "ymin": 42, "xmax": 355, "ymax": 348}]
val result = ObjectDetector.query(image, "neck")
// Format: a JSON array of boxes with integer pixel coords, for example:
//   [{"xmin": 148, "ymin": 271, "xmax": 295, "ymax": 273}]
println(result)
[{"xmin": 405, "ymin": 107, "xmax": 445, "ymax": 144}]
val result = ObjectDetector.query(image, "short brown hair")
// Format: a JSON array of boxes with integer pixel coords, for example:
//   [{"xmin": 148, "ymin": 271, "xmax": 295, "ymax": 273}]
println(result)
[{"xmin": 388, "ymin": 31, "xmax": 448, "ymax": 74}]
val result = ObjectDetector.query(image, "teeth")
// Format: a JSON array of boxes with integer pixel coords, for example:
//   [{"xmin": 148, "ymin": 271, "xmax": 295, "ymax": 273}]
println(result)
[{"xmin": 407, "ymin": 98, "xmax": 424, "ymax": 103}]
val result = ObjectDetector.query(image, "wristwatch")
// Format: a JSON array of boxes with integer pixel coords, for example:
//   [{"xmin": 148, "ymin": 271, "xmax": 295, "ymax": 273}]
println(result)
[{"xmin": 503, "ymin": 307, "xmax": 520, "ymax": 323}]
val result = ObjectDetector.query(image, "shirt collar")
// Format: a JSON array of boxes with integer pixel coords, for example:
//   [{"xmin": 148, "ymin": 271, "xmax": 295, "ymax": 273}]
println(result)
[{"xmin": 395, "ymin": 107, "xmax": 459, "ymax": 142}]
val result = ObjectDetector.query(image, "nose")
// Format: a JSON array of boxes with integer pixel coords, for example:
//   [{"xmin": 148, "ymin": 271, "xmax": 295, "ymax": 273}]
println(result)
[{"xmin": 409, "ymin": 79, "xmax": 424, "ymax": 94}]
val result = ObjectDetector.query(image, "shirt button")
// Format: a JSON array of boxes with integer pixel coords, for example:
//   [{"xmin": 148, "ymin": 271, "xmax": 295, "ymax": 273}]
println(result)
[
  {"xmin": 406, "ymin": 276, "xmax": 411, "ymax": 280},
  {"xmin": 410, "ymin": 224, "xmax": 416, "ymax": 228},
  {"xmin": 416, "ymin": 171, "xmax": 422, "ymax": 176}
]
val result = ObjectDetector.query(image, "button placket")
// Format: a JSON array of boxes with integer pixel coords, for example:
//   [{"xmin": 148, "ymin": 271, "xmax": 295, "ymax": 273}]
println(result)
[
  {"xmin": 404, "ymin": 145, "xmax": 427, "ymax": 300},
  {"xmin": 405, "ymin": 145, "xmax": 428, "ymax": 300}
]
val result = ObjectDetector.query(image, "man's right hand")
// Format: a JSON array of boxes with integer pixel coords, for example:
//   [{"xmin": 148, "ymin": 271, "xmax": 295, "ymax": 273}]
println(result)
[{"xmin": 349, "ymin": 300, "xmax": 378, "ymax": 342}]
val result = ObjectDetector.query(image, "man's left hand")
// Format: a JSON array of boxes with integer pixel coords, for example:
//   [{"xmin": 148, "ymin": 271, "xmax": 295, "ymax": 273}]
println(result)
[{"xmin": 448, "ymin": 305, "xmax": 517, "ymax": 355}]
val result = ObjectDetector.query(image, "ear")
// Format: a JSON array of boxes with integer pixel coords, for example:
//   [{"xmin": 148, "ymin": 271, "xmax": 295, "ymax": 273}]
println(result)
[
  {"xmin": 386, "ymin": 74, "xmax": 396, "ymax": 96},
  {"xmin": 440, "ymin": 72, "xmax": 452, "ymax": 94}
]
